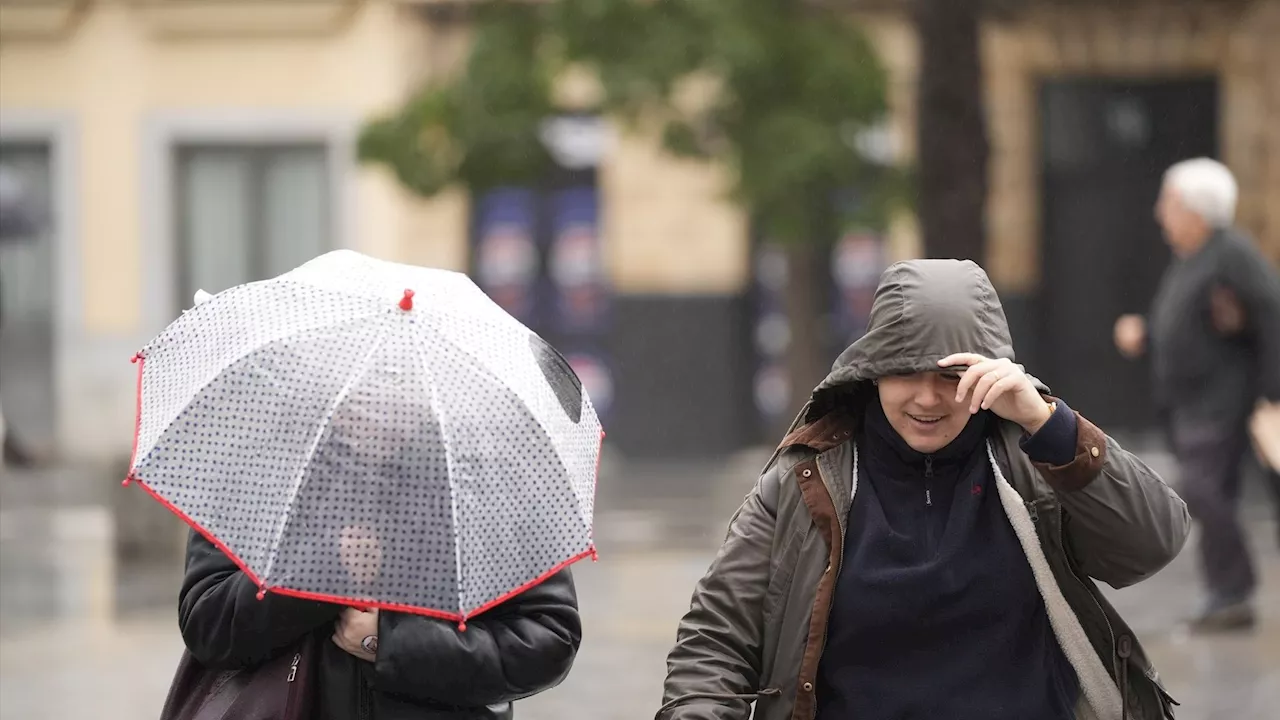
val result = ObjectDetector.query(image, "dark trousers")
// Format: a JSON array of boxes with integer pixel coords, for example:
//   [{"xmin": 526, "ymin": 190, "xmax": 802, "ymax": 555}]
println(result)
[
  {"xmin": 1264, "ymin": 465, "xmax": 1280, "ymax": 546},
  {"xmin": 1171, "ymin": 415, "xmax": 1256, "ymax": 604}
]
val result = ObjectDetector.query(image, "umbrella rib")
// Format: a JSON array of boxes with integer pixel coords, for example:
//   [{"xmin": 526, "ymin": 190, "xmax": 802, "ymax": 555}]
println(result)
[
  {"xmin": 261, "ymin": 322, "xmax": 390, "ymax": 585},
  {"xmin": 409, "ymin": 321, "xmax": 465, "ymax": 620}
]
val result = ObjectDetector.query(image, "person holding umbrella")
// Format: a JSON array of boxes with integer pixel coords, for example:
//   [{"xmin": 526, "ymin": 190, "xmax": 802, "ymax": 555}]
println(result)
[
  {"xmin": 134, "ymin": 252, "xmax": 600, "ymax": 719},
  {"xmin": 175, "ymin": 502, "xmax": 581, "ymax": 719}
]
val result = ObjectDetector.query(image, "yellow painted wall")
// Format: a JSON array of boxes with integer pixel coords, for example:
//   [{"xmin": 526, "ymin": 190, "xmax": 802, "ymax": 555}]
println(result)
[
  {"xmin": 0, "ymin": 1, "xmax": 468, "ymax": 337},
  {"xmin": 602, "ymin": 129, "xmax": 748, "ymax": 295}
]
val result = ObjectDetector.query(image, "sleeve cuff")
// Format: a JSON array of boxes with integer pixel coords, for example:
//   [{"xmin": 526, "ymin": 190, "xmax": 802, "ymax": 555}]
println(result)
[{"xmin": 1020, "ymin": 399, "xmax": 1079, "ymax": 466}]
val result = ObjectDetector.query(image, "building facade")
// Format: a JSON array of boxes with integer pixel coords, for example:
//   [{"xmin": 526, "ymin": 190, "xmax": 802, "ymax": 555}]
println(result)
[
  {"xmin": 2, "ymin": 0, "xmax": 1277, "ymax": 462},
  {"xmin": 0, "ymin": 0, "xmax": 751, "ymax": 461}
]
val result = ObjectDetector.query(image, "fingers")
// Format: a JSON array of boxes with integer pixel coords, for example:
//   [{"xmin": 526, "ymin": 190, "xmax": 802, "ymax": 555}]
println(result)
[
  {"xmin": 979, "ymin": 375, "xmax": 1023, "ymax": 411},
  {"xmin": 334, "ymin": 614, "xmax": 359, "ymax": 647},
  {"xmin": 336, "ymin": 606, "xmax": 378, "ymax": 642},
  {"xmin": 939, "ymin": 355, "xmax": 1033, "ymax": 413},
  {"xmin": 965, "ymin": 362, "xmax": 1009, "ymax": 413},
  {"xmin": 955, "ymin": 358, "xmax": 1004, "ymax": 405},
  {"xmin": 938, "ymin": 353, "xmax": 987, "ymax": 369}
]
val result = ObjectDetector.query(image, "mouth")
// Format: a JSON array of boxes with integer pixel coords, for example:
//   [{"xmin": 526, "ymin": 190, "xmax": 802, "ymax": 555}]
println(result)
[{"xmin": 906, "ymin": 413, "xmax": 945, "ymax": 426}]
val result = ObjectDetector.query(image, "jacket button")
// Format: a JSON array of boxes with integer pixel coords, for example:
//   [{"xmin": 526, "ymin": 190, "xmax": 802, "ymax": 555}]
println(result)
[
  {"xmin": 1090, "ymin": 446, "xmax": 1100, "ymax": 458},
  {"xmin": 802, "ymin": 468, "xmax": 812, "ymax": 478},
  {"xmin": 802, "ymin": 682, "xmax": 814, "ymax": 692}
]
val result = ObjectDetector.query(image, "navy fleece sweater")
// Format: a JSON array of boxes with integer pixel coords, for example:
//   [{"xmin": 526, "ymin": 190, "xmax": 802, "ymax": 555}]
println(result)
[{"xmin": 814, "ymin": 401, "xmax": 1080, "ymax": 720}]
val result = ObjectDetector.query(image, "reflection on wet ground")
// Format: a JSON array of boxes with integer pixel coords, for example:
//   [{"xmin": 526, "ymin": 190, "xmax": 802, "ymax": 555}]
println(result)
[{"xmin": 1, "ymin": 446, "xmax": 1277, "ymax": 720}]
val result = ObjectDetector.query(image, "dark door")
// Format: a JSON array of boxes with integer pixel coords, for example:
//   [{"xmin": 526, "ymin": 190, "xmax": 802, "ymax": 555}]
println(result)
[{"xmin": 1039, "ymin": 78, "xmax": 1217, "ymax": 431}]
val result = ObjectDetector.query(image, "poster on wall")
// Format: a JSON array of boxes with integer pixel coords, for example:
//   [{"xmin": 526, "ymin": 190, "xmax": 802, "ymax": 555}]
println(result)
[
  {"xmin": 831, "ymin": 230, "xmax": 886, "ymax": 343},
  {"xmin": 474, "ymin": 188, "xmax": 539, "ymax": 325},
  {"xmin": 750, "ymin": 203, "xmax": 888, "ymax": 437},
  {"xmin": 470, "ymin": 141, "xmax": 613, "ymax": 424},
  {"xmin": 549, "ymin": 186, "xmax": 608, "ymax": 335},
  {"xmin": 548, "ymin": 185, "xmax": 613, "ymax": 421},
  {"xmin": 751, "ymin": 243, "xmax": 791, "ymax": 423}
]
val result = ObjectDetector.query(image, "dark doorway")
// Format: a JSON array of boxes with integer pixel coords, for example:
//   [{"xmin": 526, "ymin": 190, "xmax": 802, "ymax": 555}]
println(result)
[{"xmin": 1038, "ymin": 77, "xmax": 1217, "ymax": 431}]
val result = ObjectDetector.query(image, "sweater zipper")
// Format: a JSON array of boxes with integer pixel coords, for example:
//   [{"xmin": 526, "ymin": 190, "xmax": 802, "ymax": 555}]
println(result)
[{"xmin": 924, "ymin": 456, "xmax": 934, "ymax": 506}]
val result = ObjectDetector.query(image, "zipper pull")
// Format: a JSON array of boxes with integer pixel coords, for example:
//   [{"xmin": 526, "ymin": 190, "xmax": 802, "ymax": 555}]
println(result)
[
  {"xmin": 287, "ymin": 653, "xmax": 301, "ymax": 683},
  {"xmin": 925, "ymin": 488, "xmax": 933, "ymax": 506},
  {"xmin": 1026, "ymin": 502, "xmax": 1039, "ymax": 523}
]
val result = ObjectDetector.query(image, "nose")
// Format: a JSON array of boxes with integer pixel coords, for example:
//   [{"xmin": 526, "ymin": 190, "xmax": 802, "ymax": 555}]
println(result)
[{"xmin": 913, "ymin": 374, "xmax": 947, "ymax": 408}]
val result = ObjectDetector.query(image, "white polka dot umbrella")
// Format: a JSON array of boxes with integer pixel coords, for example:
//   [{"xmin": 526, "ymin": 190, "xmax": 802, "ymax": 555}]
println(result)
[{"xmin": 125, "ymin": 250, "xmax": 602, "ymax": 627}]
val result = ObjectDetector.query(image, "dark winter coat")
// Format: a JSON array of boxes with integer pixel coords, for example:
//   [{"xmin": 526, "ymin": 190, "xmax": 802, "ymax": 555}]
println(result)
[
  {"xmin": 178, "ymin": 530, "xmax": 581, "ymax": 720},
  {"xmin": 1149, "ymin": 226, "xmax": 1280, "ymax": 423}
]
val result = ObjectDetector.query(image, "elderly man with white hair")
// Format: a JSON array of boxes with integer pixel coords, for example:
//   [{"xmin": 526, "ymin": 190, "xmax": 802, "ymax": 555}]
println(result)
[{"xmin": 1115, "ymin": 157, "xmax": 1280, "ymax": 632}]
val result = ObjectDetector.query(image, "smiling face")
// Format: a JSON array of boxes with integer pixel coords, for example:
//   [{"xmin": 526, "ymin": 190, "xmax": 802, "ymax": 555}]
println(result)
[{"xmin": 876, "ymin": 371, "xmax": 970, "ymax": 454}]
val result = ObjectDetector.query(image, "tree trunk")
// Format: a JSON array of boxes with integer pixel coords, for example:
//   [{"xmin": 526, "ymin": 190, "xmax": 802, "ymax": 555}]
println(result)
[{"xmin": 913, "ymin": 0, "xmax": 989, "ymax": 263}]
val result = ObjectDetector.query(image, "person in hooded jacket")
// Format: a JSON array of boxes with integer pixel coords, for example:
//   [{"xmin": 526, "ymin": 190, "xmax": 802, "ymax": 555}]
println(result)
[{"xmin": 658, "ymin": 259, "xmax": 1190, "ymax": 720}]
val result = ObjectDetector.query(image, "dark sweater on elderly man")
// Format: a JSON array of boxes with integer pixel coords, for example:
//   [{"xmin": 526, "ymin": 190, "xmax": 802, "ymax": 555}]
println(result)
[
  {"xmin": 814, "ymin": 399, "xmax": 1081, "ymax": 720},
  {"xmin": 1149, "ymin": 227, "xmax": 1280, "ymax": 423}
]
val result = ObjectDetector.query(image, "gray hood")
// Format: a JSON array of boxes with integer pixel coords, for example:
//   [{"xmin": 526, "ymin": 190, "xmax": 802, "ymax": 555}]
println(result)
[{"xmin": 810, "ymin": 259, "xmax": 1043, "ymax": 417}]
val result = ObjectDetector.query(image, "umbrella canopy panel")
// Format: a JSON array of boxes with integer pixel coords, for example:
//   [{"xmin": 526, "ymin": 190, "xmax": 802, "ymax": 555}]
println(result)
[{"xmin": 131, "ymin": 253, "xmax": 600, "ymax": 618}]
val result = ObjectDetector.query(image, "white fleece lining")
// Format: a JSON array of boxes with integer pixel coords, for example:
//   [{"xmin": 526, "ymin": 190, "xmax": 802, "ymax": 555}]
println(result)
[{"xmin": 986, "ymin": 443, "xmax": 1124, "ymax": 720}]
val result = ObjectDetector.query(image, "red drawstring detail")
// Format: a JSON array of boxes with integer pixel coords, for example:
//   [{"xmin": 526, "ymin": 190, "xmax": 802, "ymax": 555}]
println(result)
[{"xmin": 399, "ymin": 289, "xmax": 415, "ymax": 311}]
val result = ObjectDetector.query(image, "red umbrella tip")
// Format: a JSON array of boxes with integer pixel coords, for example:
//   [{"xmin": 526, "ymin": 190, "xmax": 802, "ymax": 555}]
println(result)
[
  {"xmin": 398, "ymin": 289, "xmax": 415, "ymax": 311},
  {"xmin": 121, "ymin": 476, "xmax": 132, "ymax": 487},
  {"xmin": 457, "ymin": 620, "xmax": 467, "ymax": 632},
  {"xmin": 256, "ymin": 589, "xmax": 267, "ymax": 601}
]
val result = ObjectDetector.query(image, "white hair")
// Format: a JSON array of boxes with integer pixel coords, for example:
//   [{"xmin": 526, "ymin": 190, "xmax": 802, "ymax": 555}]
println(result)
[{"xmin": 1163, "ymin": 158, "xmax": 1238, "ymax": 227}]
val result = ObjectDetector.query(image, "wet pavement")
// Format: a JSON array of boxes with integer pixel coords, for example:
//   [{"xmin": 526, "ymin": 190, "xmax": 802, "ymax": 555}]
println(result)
[{"xmin": 1, "ymin": 446, "xmax": 1277, "ymax": 720}]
